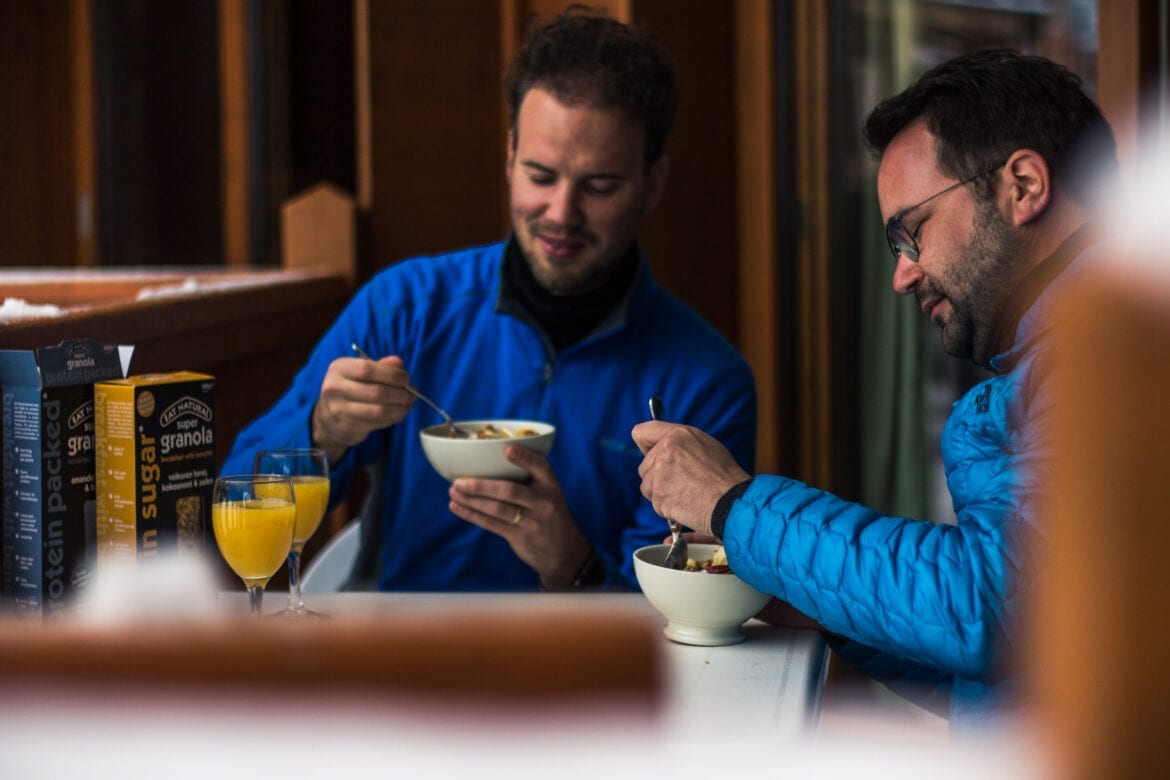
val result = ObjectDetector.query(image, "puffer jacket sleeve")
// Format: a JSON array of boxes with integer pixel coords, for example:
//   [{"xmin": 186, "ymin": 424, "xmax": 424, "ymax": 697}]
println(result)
[{"xmin": 722, "ymin": 473, "xmax": 1012, "ymax": 683}]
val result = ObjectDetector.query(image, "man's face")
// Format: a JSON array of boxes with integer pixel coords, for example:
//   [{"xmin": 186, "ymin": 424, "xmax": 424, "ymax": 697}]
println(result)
[
  {"xmin": 506, "ymin": 86, "xmax": 667, "ymax": 296},
  {"xmin": 877, "ymin": 120, "xmax": 1022, "ymax": 363}
]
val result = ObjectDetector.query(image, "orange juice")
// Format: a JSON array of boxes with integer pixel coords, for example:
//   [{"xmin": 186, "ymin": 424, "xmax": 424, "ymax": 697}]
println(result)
[
  {"xmin": 211, "ymin": 498, "xmax": 295, "ymax": 586},
  {"xmin": 290, "ymin": 475, "xmax": 330, "ymax": 546}
]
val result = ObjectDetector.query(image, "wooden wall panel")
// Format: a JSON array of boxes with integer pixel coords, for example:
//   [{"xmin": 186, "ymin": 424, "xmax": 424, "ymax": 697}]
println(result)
[
  {"xmin": 362, "ymin": 0, "xmax": 508, "ymax": 278},
  {"xmin": 0, "ymin": 1, "xmax": 80, "ymax": 267},
  {"xmin": 358, "ymin": 0, "xmax": 742, "ymax": 346},
  {"xmin": 633, "ymin": 0, "xmax": 741, "ymax": 350}
]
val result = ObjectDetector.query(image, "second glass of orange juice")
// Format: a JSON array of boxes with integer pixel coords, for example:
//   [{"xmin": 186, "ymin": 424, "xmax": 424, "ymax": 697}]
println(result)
[{"xmin": 254, "ymin": 448, "xmax": 331, "ymax": 618}]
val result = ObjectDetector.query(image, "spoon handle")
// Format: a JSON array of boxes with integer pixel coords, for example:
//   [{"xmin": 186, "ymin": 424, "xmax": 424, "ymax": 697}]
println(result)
[
  {"xmin": 404, "ymin": 384, "xmax": 453, "ymax": 426},
  {"xmin": 350, "ymin": 342, "xmax": 376, "ymax": 362}
]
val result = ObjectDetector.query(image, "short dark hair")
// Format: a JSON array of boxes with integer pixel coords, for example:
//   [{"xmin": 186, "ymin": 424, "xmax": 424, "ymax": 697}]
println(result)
[
  {"xmin": 505, "ymin": 5, "xmax": 677, "ymax": 169},
  {"xmin": 864, "ymin": 48, "xmax": 1119, "ymax": 206}
]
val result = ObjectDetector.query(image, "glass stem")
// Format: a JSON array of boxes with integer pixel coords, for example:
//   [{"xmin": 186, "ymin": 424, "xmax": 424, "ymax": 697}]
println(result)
[
  {"xmin": 247, "ymin": 584, "xmax": 265, "ymax": 618},
  {"xmin": 287, "ymin": 548, "xmax": 305, "ymax": 610}
]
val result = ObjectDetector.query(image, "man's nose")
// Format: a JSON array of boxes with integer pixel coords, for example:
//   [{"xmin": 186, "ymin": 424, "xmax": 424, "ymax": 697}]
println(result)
[
  {"xmin": 545, "ymin": 184, "xmax": 581, "ymax": 225},
  {"xmin": 891, "ymin": 254, "xmax": 923, "ymax": 295}
]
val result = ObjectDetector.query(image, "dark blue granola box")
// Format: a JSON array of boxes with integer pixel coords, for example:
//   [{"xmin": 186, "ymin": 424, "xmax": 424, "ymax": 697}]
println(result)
[{"xmin": 1, "ymin": 339, "xmax": 133, "ymax": 619}]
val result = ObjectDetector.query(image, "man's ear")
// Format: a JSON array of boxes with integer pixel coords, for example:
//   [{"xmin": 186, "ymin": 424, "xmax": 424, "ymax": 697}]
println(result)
[
  {"xmin": 1001, "ymin": 149, "xmax": 1051, "ymax": 227},
  {"xmin": 643, "ymin": 154, "xmax": 670, "ymax": 215}
]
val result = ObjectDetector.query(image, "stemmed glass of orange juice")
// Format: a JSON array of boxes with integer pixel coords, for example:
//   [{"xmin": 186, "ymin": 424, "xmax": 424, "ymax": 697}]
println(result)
[
  {"xmin": 254, "ymin": 448, "xmax": 330, "ymax": 618},
  {"xmin": 212, "ymin": 474, "xmax": 296, "ymax": 618}
]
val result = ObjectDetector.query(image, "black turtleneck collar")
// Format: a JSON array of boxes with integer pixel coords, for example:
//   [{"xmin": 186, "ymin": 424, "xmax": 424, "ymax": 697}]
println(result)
[{"xmin": 498, "ymin": 236, "xmax": 641, "ymax": 353}]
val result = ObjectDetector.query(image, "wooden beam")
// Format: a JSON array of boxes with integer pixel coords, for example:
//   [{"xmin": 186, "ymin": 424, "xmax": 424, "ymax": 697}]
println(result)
[
  {"xmin": 218, "ymin": 0, "xmax": 250, "ymax": 265},
  {"xmin": 354, "ymin": 0, "xmax": 372, "ymax": 211},
  {"xmin": 792, "ymin": 0, "xmax": 833, "ymax": 487},
  {"xmin": 70, "ymin": 0, "xmax": 97, "ymax": 267},
  {"xmin": 734, "ymin": 0, "xmax": 779, "ymax": 475}
]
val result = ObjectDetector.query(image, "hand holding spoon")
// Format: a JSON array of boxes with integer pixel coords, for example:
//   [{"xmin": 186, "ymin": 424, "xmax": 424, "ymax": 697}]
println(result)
[{"xmin": 351, "ymin": 343, "xmax": 467, "ymax": 437}]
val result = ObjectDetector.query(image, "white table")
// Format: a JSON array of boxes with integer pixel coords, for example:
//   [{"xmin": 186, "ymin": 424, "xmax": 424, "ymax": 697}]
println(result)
[
  {"xmin": 0, "ymin": 591, "xmax": 829, "ymax": 778},
  {"xmin": 279, "ymin": 591, "xmax": 829, "ymax": 742},
  {"xmin": 664, "ymin": 620, "xmax": 827, "ymax": 741}
]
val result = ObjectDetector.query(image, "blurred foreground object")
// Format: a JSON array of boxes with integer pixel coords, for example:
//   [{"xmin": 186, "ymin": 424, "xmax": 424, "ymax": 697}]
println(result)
[
  {"xmin": 1035, "ymin": 259, "xmax": 1170, "ymax": 779},
  {"xmin": 0, "ymin": 600, "xmax": 659, "ymax": 706},
  {"xmin": 78, "ymin": 554, "xmax": 222, "ymax": 626}
]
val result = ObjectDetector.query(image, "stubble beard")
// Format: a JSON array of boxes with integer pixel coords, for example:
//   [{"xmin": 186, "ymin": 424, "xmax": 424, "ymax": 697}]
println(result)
[
  {"xmin": 521, "ymin": 225, "xmax": 621, "ymax": 296},
  {"xmin": 936, "ymin": 200, "xmax": 1024, "ymax": 364}
]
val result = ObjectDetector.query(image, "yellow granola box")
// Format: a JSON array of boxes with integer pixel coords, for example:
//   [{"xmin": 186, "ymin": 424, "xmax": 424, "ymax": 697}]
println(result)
[{"xmin": 94, "ymin": 372, "xmax": 215, "ymax": 563}]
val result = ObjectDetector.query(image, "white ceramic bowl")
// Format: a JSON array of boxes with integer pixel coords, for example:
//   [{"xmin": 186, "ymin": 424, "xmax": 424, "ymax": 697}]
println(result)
[
  {"xmin": 633, "ymin": 542, "xmax": 770, "ymax": 646},
  {"xmin": 419, "ymin": 419, "xmax": 555, "ymax": 481}
]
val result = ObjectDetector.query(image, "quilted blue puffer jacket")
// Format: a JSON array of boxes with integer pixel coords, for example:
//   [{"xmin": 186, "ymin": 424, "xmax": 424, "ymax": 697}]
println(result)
[
  {"xmin": 723, "ymin": 354, "xmax": 1043, "ymax": 726},
  {"xmin": 720, "ymin": 234, "xmax": 1110, "ymax": 729}
]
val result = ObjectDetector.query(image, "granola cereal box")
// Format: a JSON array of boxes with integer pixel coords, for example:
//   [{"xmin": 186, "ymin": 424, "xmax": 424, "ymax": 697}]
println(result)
[
  {"xmin": 1, "ymin": 339, "xmax": 134, "ymax": 618},
  {"xmin": 94, "ymin": 372, "xmax": 215, "ymax": 565}
]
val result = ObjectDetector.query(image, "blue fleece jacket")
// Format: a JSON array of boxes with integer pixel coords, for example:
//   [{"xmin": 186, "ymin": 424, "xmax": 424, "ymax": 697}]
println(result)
[{"xmin": 221, "ymin": 240, "xmax": 756, "ymax": 591}]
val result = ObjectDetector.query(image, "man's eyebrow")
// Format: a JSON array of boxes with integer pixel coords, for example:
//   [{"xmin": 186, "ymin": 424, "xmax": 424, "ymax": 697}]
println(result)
[
  {"xmin": 583, "ymin": 172, "xmax": 628, "ymax": 182},
  {"xmin": 893, "ymin": 199, "xmax": 925, "ymax": 221},
  {"xmin": 521, "ymin": 160, "xmax": 555, "ymax": 175},
  {"xmin": 519, "ymin": 160, "xmax": 627, "ymax": 181}
]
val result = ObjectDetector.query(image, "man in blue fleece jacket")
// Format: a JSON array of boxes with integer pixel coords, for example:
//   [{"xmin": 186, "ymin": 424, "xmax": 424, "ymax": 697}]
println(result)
[
  {"xmin": 222, "ymin": 9, "xmax": 756, "ymax": 592},
  {"xmin": 632, "ymin": 49, "xmax": 1119, "ymax": 729}
]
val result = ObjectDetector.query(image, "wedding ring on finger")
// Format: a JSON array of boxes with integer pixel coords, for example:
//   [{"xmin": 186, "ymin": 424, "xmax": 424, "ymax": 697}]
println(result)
[{"xmin": 510, "ymin": 508, "xmax": 523, "ymax": 525}]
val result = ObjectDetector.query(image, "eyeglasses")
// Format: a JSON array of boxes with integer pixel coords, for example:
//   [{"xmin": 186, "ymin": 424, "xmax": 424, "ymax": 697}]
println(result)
[{"xmin": 885, "ymin": 164, "xmax": 1003, "ymax": 263}]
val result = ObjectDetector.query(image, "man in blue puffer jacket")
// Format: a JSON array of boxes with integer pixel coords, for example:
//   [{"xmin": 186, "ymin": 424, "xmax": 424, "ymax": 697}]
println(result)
[{"xmin": 632, "ymin": 49, "xmax": 1120, "ymax": 729}]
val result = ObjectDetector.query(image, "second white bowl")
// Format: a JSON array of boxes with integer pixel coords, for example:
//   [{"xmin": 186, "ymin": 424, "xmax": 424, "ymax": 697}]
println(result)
[{"xmin": 633, "ymin": 542, "xmax": 770, "ymax": 646}]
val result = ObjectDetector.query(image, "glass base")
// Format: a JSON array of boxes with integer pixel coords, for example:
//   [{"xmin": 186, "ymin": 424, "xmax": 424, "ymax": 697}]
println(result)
[{"xmin": 271, "ymin": 605, "xmax": 327, "ymax": 620}]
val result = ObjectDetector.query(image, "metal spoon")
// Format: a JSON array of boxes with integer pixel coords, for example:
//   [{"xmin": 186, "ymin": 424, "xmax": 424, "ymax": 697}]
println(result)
[
  {"xmin": 649, "ymin": 395, "xmax": 688, "ymax": 570},
  {"xmin": 351, "ymin": 343, "xmax": 467, "ymax": 437}
]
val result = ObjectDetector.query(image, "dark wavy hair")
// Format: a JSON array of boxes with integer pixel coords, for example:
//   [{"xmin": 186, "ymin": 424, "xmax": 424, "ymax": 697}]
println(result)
[
  {"xmin": 864, "ymin": 48, "xmax": 1119, "ymax": 206},
  {"xmin": 505, "ymin": 5, "xmax": 677, "ymax": 169}
]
